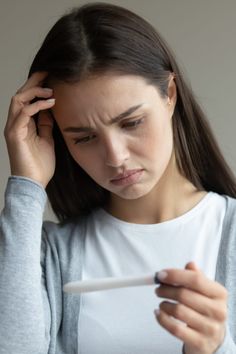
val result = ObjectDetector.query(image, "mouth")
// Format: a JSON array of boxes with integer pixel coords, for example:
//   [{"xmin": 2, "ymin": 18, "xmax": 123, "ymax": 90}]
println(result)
[{"xmin": 110, "ymin": 169, "xmax": 144, "ymax": 186}]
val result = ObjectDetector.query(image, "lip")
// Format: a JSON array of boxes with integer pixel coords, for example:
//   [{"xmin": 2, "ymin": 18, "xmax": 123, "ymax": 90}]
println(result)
[
  {"xmin": 111, "ymin": 169, "xmax": 143, "ymax": 181},
  {"xmin": 110, "ymin": 169, "xmax": 144, "ymax": 186}
]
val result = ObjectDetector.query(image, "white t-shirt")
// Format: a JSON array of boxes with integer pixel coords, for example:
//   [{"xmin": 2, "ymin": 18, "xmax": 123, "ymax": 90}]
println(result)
[{"xmin": 78, "ymin": 192, "xmax": 226, "ymax": 354}]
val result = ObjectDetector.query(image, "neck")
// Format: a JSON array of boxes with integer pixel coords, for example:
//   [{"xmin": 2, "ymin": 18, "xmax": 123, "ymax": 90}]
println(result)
[{"xmin": 105, "ymin": 153, "xmax": 207, "ymax": 224}]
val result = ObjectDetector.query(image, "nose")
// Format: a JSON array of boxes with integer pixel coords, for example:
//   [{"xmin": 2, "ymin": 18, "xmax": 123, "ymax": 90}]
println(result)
[{"xmin": 103, "ymin": 134, "xmax": 130, "ymax": 168}]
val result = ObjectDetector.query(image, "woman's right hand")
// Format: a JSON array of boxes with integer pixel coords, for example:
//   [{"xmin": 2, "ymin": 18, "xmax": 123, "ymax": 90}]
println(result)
[{"xmin": 4, "ymin": 71, "xmax": 56, "ymax": 188}]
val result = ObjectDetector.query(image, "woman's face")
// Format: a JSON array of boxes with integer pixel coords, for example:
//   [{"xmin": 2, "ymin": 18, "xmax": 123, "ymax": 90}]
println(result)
[{"xmin": 51, "ymin": 73, "xmax": 177, "ymax": 200}]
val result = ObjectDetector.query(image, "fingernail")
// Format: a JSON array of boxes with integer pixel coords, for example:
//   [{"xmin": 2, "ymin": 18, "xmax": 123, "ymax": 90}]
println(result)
[
  {"xmin": 46, "ymin": 98, "xmax": 55, "ymax": 103},
  {"xmin": 157, "ymin": 271, "xmax": 168, "ymax": 281},
  {"xmin": 154, "ymin": 309, "xmax": 160, "ymax": 317},
  {"xmin": 44, "ymin": 88, "xmax": 53, "ymax": 92}
]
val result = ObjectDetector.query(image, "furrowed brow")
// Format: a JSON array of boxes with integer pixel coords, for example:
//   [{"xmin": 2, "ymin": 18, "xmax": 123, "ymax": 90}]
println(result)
[
  {"xmin": 110, "ymin": 103, "xmax": 144, "ymax": 124},
  {"xmin": 63, "ymin": 103, "xmax": 144, "ymax": 133}
]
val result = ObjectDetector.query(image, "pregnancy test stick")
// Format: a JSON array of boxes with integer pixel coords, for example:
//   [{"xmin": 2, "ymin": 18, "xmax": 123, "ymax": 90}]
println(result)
[{"xmin": 63, "ymin": 273, "xmax": 160, "ymax": 293}]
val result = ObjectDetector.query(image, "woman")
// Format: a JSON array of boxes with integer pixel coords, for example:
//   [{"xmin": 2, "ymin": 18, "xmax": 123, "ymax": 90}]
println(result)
[{"xmin": 1, "ymin": 3, "xmax": 236, "ymax": 354}]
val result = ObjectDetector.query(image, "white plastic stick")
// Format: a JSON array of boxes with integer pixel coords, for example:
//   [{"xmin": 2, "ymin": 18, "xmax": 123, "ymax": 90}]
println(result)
[{"xmin": 63, "ymin": 273, "xmax": 160, "ymax": 293}]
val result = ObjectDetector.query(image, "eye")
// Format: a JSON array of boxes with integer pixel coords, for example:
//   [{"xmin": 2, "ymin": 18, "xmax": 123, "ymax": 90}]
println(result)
[
  {"xmin": 122, "ymin": 117, "xmax": 144, "ymax": 129},
  {"xmin": 73, "ymin": 134, "xmax": 96, "ymax": 145}
]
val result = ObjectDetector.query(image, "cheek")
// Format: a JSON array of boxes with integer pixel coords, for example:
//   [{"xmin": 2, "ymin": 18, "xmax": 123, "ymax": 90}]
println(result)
[
  {"xmin": 144, "ymin": 119, "xmax": 173, "ymax": 159},
  {"xmin": 66, "ymin": 144, "xmax": 90, "ymax": 168},
  {"xmin": 68, "ymin": 146, "xmax": 103, "ymax": 178}
]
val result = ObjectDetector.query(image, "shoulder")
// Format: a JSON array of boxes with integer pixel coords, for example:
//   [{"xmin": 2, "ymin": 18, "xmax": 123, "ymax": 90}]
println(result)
[
  {"xmin": 43, "ymin": 216, "xmax": 85, "ymax": 237},
  {"xmin": 219, "ymin": 194, "xmax": 236, "ymax": 250},
  {"xmin": 41, "ymin": 215, "xmax": 89, "ymax": 259},
  {"xmin": 223, "ymin": 194, "xmax": 236, "ymax": 221},
  {"xmin": 224, "ymin": 194, "xmax": 236, "ymax": 205}
]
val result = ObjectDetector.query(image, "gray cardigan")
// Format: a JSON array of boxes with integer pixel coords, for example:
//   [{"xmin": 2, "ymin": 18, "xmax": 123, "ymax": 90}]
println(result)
[{"xmin": 0, "ymin": 176, "xmax": 236, "ymax": 354}]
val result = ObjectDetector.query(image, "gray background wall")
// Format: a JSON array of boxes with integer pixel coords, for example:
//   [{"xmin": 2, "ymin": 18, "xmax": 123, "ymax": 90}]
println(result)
[{"xmin": 1, "ymin": 0, "xmax": 236, "ymax": 220}]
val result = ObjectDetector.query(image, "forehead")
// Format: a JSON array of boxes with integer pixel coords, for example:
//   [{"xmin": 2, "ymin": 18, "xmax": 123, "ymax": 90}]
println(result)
[
  {"xmin": 51, "ymin": 73, "xmax": 161, "ymax": 123},
  {"xmin": 52, "ymin": 73, "xmax": 157, "ymax": 98}
]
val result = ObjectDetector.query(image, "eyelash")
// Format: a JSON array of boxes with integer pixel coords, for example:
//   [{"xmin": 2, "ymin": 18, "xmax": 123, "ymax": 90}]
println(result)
[
  {"xmin": 123, "ymin": 118, "xmax": 143, "ymax": 129},
  {"xmin": 73, "ymin": 117, "xmax": 144, "ymax": 145}
]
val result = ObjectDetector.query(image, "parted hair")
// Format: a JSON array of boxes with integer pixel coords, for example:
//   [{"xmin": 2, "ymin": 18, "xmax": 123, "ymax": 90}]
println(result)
[{"xmin": 28, "ymin": 2, "xmax": 236, "ymax": 222}]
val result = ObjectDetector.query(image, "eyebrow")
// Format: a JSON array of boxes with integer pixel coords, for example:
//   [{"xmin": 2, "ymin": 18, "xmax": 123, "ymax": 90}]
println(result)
[{"xmin": 63, "ymin": 103, "xmax": 144, "ymax": 133}]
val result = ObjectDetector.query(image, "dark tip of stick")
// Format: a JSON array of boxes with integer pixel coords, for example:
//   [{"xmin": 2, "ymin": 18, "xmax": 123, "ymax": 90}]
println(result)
[{"xmin": 154, "ymin": 272, "xmax": 160, "ymax": 284}]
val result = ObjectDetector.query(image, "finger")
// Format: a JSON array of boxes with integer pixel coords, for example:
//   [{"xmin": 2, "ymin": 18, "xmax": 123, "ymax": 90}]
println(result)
[
  {"xmin": 10, "ymin": 99, "xmax": 56, "ymax": 134},
  {"xmin": 154, "ymin": 307, "xmax": 201, "ymax": 345},
  {"xmin": 19, "ymin": 98, "xmax": 56, "ymax": 122},
  {"xmin": 14, "ymin": 86, "xmax": 53, "ymax": 105},
  {"xmin": 157, "ymin": 267, "xmax": 227, "ymax": 299},
  {"xmin": 7, "ymin": 88, "xmax": 54, "ymax": 130},
  {"xmin": 155, "ymin": 307, "xmax": 225, "ymax": 352},
  {"xmin": 156, "ymin": 285, "xmax": 227, "ymax": 321},
  {"xmin": 37, "ymin": 110, "xmax": 54, "ymax": 140},
  {"xmin": 185, "ymin": 261, "xmax": 200, "ymax": 272},
  {"xmin": 159, "ymin": 300, "xmax": 220, "ymax": 334},
  {"xmin": 16, "ymin": 71, "xmax": 48, "ymax": 94}
]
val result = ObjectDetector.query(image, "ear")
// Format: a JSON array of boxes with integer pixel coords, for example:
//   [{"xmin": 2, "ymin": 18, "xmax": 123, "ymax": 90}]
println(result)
[{"xmin": 166, "ymin": 73, "xmax": 177, "ymax": 114}]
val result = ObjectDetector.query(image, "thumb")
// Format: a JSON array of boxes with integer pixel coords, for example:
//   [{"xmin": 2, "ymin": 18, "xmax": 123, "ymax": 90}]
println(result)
[
  {"xmin": 185, "ymin": 261, "xmax": 200, "ymax": 272},
  {"xmin": 38, "ymin": 110, "xmax": 54, "ymax": 140}
]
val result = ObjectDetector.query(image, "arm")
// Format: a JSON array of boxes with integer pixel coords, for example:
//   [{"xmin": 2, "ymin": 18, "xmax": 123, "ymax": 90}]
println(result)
[
  {"xmin": 0, "ymin": 176, "xmax": 50, "ymax": 354},
  {"xmin": 1, "ymin": 71, "xmax": 56, "ymax": 353}
]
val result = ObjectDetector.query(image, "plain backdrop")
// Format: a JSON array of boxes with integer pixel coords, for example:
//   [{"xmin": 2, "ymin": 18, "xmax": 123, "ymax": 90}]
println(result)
[{"xmin": 1, "ymin": 0, "xmax": 236, "ymax": 220}]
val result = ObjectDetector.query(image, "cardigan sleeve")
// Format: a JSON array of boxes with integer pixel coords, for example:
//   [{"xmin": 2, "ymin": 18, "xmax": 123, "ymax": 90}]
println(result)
[{"xmin": 0, "ymin": 176, "xmax": 51, "ymax": 354}]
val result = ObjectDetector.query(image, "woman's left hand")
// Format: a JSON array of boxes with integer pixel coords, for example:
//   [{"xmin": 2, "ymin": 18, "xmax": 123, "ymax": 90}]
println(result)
[{"xmin": 154, "ymin": 262, "xmax": 228, "ymax": 354}]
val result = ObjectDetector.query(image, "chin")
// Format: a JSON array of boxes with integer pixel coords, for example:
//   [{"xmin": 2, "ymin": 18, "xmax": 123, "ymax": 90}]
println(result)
[{"xmin": 113, "ymin": 185, "xmax": 154, "ymax": 200}]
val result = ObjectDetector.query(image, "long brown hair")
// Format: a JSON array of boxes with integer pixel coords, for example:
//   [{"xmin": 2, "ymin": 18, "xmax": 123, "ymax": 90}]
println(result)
[{"xmin": 28, "ymin": 2, "xmax": 236, "ymax": 222}]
